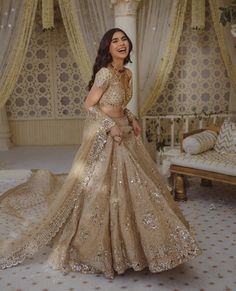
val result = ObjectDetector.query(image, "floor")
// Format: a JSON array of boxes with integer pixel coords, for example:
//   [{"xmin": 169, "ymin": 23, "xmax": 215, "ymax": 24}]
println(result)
[
  {"xmin": 0, "ymin": 145, "xmax": 78, "ymax": 174},
  {"xmin": 0, "ymin": 146, "xmax": 236, "ymax": 291}
]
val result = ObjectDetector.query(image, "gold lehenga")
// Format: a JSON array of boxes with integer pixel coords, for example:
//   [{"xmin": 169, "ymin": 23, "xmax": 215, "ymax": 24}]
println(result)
[{"xmin": 0, "ymin": 67, "xmax": 201, "ymax": 279}]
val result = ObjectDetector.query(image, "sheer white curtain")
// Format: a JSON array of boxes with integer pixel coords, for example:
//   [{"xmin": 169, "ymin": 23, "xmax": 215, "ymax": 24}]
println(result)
[
  {"xmin": 0, "ymin": 0, "xmax": 22, "ymax": 71},
  {"xmin": 0, "ymin": 0, "xmax": 37, "ymax": 149},
  {"xmin": 137, "ymin": 0, "xmax": 186, "ymax": 114},
  {"xmin": 0, "ymin": 0, "xmax": 37, "ymax": 108},
  {"xmin": 0, "ymin": 0, "xmax": 20, "ymax": 128},
  {"xmin": 59, "ymin": 0, "xmax": 114, "ymax": 84},
  {"xmin": 75, "ymin": 0, "xmax": 114, "ymax": 63},
  {"xmin": 209, "ymin": 0, "xmax": 236, "ymax": 111}
]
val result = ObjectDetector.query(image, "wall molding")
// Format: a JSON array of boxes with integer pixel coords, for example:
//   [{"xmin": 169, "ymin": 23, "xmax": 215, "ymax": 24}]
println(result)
[{"xmin": 9, "ymin": 119, "xmax": 85, "ymax": 145}]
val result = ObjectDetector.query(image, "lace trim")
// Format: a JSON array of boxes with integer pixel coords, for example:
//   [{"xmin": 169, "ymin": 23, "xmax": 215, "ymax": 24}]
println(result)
[{"xmin": 70, "ymin": 243, "xmax": 201, "ymax": 279}]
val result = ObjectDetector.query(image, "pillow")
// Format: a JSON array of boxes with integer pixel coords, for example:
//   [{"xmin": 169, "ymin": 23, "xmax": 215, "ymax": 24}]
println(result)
[
  {"xmin": 183, "ymin": 130, "xmax": 218, "ymax": 155},
  {"xmin": 214, "ymin": 119, "xmax": 236, "ymax": 154}
]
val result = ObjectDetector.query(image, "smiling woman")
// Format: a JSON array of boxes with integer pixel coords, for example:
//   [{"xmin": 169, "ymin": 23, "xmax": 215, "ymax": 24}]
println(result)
[
  {"xmin": 0, "ymin": 28, "xmax": 201, "ymax": 279},
  {"xmin": 109, "ymin": 32, "xmax": 130, "ymax": 64}
]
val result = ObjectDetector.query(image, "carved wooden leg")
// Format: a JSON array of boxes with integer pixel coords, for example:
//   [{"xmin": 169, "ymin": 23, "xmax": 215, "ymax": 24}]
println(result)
[
  {"xmin": 169, "ymin": 173, "xmax": 174, "ymax": 190},
  {"xmin": 174, "ymin": 174, "xmax": 187, "ymax": 201},
  {"xmin": 200, "ymin": 178, "xmax": 213, "ymax": 187}
]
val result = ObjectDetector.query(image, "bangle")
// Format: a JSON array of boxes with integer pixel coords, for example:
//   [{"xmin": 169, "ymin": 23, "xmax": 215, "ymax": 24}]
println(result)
[{"xmin": 124, "ymin": 108, "xmax": 138, "ymax": 123}]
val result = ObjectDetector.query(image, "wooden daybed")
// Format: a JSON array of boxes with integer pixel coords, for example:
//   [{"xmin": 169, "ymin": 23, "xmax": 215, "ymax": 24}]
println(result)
[{"xmin": 170, "ymin": 126, "xmax": 236, "ymax": 201}]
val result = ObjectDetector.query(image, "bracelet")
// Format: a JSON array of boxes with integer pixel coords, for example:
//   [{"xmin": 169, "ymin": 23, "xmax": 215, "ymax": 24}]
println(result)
[{"xmin": 124, "ymin": 108, "xmax": 138, "ymax": 124}]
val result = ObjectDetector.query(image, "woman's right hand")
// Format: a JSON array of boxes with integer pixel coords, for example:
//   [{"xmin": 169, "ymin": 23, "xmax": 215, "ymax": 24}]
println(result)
[{"xmin": 110, "ymin": 125, "xmax": 122, "ymax": 144}]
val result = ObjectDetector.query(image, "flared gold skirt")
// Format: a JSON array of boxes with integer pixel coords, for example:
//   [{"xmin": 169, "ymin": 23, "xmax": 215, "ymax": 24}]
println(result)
[{"xmin": 0, "ymin": 116, "xmax": 201, "ymax": 279}]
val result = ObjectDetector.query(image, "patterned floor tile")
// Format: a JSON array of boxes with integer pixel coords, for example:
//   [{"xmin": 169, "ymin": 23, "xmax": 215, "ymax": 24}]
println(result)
[{"xmin": 0, "ymin": 147, "xmax": 235, "ymax": 291}]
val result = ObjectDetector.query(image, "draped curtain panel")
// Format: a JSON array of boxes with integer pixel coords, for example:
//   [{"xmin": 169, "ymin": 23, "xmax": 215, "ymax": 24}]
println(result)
[
  {"xmin": 147, "ymin": 0, "xmax": 230, "ymax": 116},
  {"xmin": 137, "ymin": 0, "xmax": 188, "ymax": 116},
  {"xmin": 0, "ymin": 0, "xmax": 21, "ymax": 67},
  {"xmin": 0, "ymin": 0, "xmax": 38, "ymax": 109},
  {"xmin": 58, "ymin": 0, "xmax": 114, "ymax": 84},
  {"xmin": 75, "ymin": 0, "xmax": 114, "ymax": 63},
  {"xmin": 58, "ymin": 0, "xmax": 91, "ymax": 84},
  {"xmin": 208, "ymin": 0, "xmax": 236, "ymax": 95}
]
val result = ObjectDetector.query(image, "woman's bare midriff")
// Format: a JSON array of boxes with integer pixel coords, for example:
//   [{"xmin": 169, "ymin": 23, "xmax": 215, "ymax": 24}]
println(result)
[{"xmin": 100, "ymin": 105, "xmax": 124, "ymax": 118}]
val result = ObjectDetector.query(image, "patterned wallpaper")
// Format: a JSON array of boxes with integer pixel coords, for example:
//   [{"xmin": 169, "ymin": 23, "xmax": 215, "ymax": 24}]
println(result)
[
  {"xmin": 147, "ymin": 0, "xmax": 230, "ymax": 116},
  {"xmin": 6, "ymin": 2, "xmax": 87, "ymax": 121}
]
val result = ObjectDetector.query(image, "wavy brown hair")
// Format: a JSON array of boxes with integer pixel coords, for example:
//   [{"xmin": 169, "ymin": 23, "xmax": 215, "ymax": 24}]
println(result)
[{"xmin": 87, "ymin": 28, "xmax": 133, "ymax": 90}]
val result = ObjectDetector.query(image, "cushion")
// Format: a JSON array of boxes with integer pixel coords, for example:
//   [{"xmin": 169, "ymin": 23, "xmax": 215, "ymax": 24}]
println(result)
[
  {"xmin": 214, "ymin": 119, "xmax": 236, "ymax": 154},
  {"xmin": 171, "ymin": 150, "xmax": 236, "ymax": 176},
  {"xmin": 182, "ymin": 130, "xmax": 218, "ymax": 155}
]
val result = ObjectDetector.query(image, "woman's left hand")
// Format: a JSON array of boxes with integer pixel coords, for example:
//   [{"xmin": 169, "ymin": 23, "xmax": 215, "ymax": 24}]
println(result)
[{"xmin": 132, "ymin": 119, "xmax": 141, "ymax": 136}]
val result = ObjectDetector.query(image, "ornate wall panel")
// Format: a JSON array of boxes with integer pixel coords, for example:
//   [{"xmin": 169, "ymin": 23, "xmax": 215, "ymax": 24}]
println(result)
[
  {"xmin": 53, "ymin": 4, "xmax": 87, "ymax": 119},
  {"xmin": 147, "ymin": 0, "xmax": 230, "ymax": 116},
  {"xmin": 5, "ymin": 2, "xmax": 88, "ymax": 145}
]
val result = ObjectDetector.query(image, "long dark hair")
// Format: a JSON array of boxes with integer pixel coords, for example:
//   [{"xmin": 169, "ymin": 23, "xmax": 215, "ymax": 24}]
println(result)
[{"xmin": 87, "ymin": 28, "xmax": 133, "ymax": 90}]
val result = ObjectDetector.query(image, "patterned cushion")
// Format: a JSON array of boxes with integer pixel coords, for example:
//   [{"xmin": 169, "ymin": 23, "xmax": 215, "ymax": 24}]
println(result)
[
  {"xmin": 182, "ymin": 130, "xmax": 218, "ymax": 155},
  {"xmin": 171, "ymin": 150, "xmax": 236, "ymax": 176},
  {"xmin": 214, "ymin": 119, "xmax": 236, "ymax": 154}
]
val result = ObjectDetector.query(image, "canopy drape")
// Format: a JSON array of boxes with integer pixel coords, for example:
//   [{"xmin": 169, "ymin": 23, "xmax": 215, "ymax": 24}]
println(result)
[
  {"xmin": 137, "ymin": 0, "xmax": 188, "ymax": 116},
  {"xmin": 0, "ymin": 0, "xmax": 38, "ymax": 109},
  {"xmin": 58, "ymin": 0, "xmax": 114, "ymax": 84},
  {"xmin": 75, "ymin": 0, "xmax": 114, "ymax": 63},
  {"xmin": 209, "ymin": 0, "xmax": 236, "ymax": 94}
]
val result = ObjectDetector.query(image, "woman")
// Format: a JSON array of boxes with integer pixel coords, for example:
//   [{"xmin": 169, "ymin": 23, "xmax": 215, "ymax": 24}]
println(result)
[{"xmin": 0, "ymin": 28, "xmax": 201, "ymax": 279}]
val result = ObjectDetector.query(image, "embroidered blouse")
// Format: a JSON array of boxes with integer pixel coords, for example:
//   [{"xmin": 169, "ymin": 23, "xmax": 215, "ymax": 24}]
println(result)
[{"xmin": 94, "ymin": 67, "xmax": 132, "ymax": 109}]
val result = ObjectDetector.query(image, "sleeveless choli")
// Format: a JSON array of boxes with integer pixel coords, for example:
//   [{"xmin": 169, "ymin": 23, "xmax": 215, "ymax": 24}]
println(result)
[{"xmin": 0, "ymin": 67, "xmax": 201, "ymax": 279}]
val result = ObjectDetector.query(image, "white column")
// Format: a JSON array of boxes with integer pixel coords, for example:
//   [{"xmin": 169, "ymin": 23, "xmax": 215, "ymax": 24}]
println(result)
[
  {"xmin": 111, "ymin": 0, "xmax": 141, "ymax": 116},
  {"xmin": 0, "ymin": 106, "xmax": 11, "ymax": 150}
]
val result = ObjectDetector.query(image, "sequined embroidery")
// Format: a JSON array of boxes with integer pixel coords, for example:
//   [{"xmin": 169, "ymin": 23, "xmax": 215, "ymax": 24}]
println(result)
[{"xmin": 94, "ymin": 67, "xmax": 132, "ymax": 109}]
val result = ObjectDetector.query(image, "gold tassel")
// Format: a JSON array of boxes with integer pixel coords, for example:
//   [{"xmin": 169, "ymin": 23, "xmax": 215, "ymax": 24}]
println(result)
[
  {"xmin": 191, "ymin": 0, "xmax": 205, "ymax": 30},
  {"xmin": 42, "ymin": 0, "xmax": 54, "ymax": 31}
]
